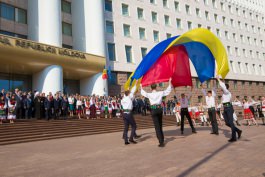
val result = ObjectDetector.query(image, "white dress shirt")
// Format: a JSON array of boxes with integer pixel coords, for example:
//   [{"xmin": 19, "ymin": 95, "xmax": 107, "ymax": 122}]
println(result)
[
  {"xmin": 202, "ymin": 88, "xmax": 216, "ymax": 108},
  {"xmin": 177, "ymin": 93, "xmax": 191, "ymax": 108},
  {"xmin": 121, "ymin": 86, "xmax": 137, "ymax": 111},
  {"xmin": 219, "ymin": 80, "xmax": 232, "ymax": 103},
  {"xmin": 141, "ymin": 85, "xmax": 172, "ymax": 105}
]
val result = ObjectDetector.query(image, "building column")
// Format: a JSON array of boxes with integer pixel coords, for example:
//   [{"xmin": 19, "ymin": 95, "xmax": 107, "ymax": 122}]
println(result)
[
  {"xmin": 33, "ymin": 65, "xmax": 63, "ymax": 95},
  {"xmin": 72, "ymin": 0, "xmax": 107, "ymax": 96},
  {"xmin": 28, "ymin": 0, "xmax": 62, "ymax": 47},
  {"xmin": 80, "ymin": 73, "xmax": 108, "ymax": 96}
]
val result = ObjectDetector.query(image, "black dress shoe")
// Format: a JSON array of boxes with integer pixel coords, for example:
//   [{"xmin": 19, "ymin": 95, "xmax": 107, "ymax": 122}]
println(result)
[
  {"xmin": 134, "ymin": 135, "xmax": 142, "ymax": 139},
  {"xmin": 192, "ymin": 130, "xmax": 197, "ymax": 133},
  {"xmin": 125, "ymin": 142, "xmax": 130, "ymax": 145},
  {"xmin": 228, "ymin": 139, "xmax": 237, "ymax": 142},
  {"xmin": 216, "ymin": 133, "xmax": 219, "ymax": 135},
  {"xmin": 181, "ymin": 131, "xmax": 184, "ymax": 135},
  {"xmin": 210, "ymin": 132, "xmax": 215, "ymax": 134},
  {"xmin": 129, "ymin": 140, "xmax": 137, "ymax": 144},
  {"xmin": 238, "ymin": 130, "xmax": 242, "ymax": 139},
  {"xmin": 158, "ymin": 143, "xmax": 165, "ymax": 147}
]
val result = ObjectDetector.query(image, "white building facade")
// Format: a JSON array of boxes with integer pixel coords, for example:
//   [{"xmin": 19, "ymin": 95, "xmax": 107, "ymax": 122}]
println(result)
[
  {"xmin": 105, "ymin": 0, "xmax": 265, "ymax": 96},
  {"xmin": 0, "ymin": 0, "xmax": 264, "ymax": 98}
]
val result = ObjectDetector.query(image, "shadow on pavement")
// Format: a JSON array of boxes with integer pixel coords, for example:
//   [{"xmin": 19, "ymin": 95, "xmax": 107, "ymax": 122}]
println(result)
[{"xmin": 177, "ymin": 143, "xmax": 232, "ymax": 177}]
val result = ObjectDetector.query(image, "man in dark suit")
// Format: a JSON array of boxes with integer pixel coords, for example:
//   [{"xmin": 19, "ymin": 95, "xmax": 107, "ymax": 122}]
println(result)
[
  {"xmin": 54, "ymin": 94, "xmax": 61, "ymax": 119},
  {"xmin": 15, "ymin": 89, "xmax": 23, "ymax": 119},
  {"xmin": 0, "ymin": 89, "xmax": 6, "ymax": 98},
  {"xmin": 44, "ymin": 95, "xmax": 52, "ymax": 120}
]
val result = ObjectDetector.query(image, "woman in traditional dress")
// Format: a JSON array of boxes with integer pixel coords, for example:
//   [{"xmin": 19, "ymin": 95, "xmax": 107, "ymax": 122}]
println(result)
[
  {"xmin": 0, "ymin": 96, "xmax": 7, "ymax": 124},
  {"xmin": 76, "ymin": 97, "xmax": 83, "ymax": 119},
  {"xmin": 68, "ymin": 95, "xmax": 75, "ymax": 117},
  {"xmin": 173, "ymin": 102, "xmax": 181, "ymax": 126},
  {"xmin": 242, "ymin": 99, "xmax": 258, "ymax": 126},
  {"xmin": 84, "ymin": 97, "xmax": 90, "ymax": 119},
  {"xmin": 8, "ymin": 95, "xmax": 16, "ymax": 124}
]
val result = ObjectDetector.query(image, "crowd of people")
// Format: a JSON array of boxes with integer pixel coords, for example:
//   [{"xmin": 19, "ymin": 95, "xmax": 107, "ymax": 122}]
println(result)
[{"xmin": 0, "ymin": 86, "xmax": 264, "ymax": 127}]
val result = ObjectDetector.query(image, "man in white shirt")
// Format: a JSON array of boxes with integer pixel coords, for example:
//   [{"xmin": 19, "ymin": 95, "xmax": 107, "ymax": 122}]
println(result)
[
  {"xmin": 216, "ymin": 76, "xmax": 242, "ymax": 142},
  {"xmin": 177, "ymin": 88, "xmax": 197, "ymax": 135},
  {"xmin": 121, "ymin": 85, "xmax": 138, "ymax": 145},
  {"xmin": 140, "ymin": 78, "xmax": 172, "ymax": 147},
  {"xmin": 201, "ymin": 83, "xmax": 219, "ymax": 135}
]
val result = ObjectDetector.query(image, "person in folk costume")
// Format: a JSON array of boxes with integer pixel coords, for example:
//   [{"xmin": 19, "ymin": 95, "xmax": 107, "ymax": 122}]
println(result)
[
  {"xmin": 96, "ymin": 101, "xmax": 101, "ymax": 119},
  {"xmin": 100, "ymin": 101, "xmax": 104, "ymax": 118},
  {"xmin": 173, "ymin": 102, "xmax": 181, "ymax": 126},
  {"xmin": 248, "ymin": 97, "xmax": 257, "ymax": 119},
  {"xmin": 8, "ymin": 95, "xmax": 17, "ymax": 123},
  {"xmin": 216, "ymin": 103, "xmax": 223, "ymax": 126},
  {"xmin": 176, "ymin": 87, "xmax": 197, "ymax": 135},
  {"xmin": 89, "ymin": 95, "xmax": 96, "ymax": 119},
  {"xmin": 191, "ymin": 105, "xmax": 199, "ymax": 127},
  {"xmin": 68, "ymin": 95, "xmax": 75, "ymax": 117},
  {"xmin": 111, "ymin": 97, "xmax": 117, "ymax": 118},
  {"xmin": 241, "ymin": 99, "xmax": 258, "ymax": 126},
  {"xmin": 104, "ymin": 100, "xmax": 108, "ymax": 118},
  {"xmin": 216, "ymin": 76, "xmax": 242, "ymax": 142},
  {"xmin": 84, "ymin": 98, "xmax": 90, "ymax": 119},
  {"xmin": 76, "ymin": 96, "xmax": 83, "ymax": 119},
  {"xmin": 0, "ymin": 96, "xmax": 7, "ymax": 124},
  {"xmin": 140, "ymin": 79, "xmax": 173, "ymax": 147},
  {"xmin": 261, "ymin": 97, "xmax": 265, "ymax": 125},
  {"xmin": 33, "ymin": 92, "xmax": 41, "ymax": 119},
  {"xmin": 108, "ymin": 101, "xmax": 114, "ymax": 119},
  {"xmin": 61, "ymin": 95, "xmax": 69, "ymax": 119},
  {"xmin": 231, "ymin": 99, "xmax": 242, "ymax": 126},
  {"xmin": 116, "ymin": 101, "xmax": 122, "ymax": 118}
]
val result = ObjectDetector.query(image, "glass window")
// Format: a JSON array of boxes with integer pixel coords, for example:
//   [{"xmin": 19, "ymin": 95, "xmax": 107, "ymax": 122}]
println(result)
[
  {"xmin": 16, "ymin": 8, "xmax": 27, "ymax": 24},
  {"xmin": 137, "ymin": 8, "xmax": 144, "ymax": 20},
  {"xmin": 176, "ymin": 18, "xmax": 181, "ymax": 29},
  {"xmin": 0, "ymin": 30, "xmax": 27, "ymax": 39},
  {"xmin": 139, "ymin": 27, "xmax": 146, "ymax": 40},
  {"xmin": 122, "ymin": 4, "xmax": 129, "ymax": 16},
  {"xmin": 62, "ymin": 22, "xmax": 72, "ymax": 36},
  {"xmin": 141, "ymin": 47, "xmax": 147, "ymax": 58},
  {"xmin": 196, "ymin": 8, "xmax": 200, "ymax": 17},
  {"xmin": 153, "ymin": 30, "xmax": 159, "ymax": 42},
  {"xmin": 105, "ymin": 0, "xmax": 112, "ymax": 12},
  {"xmin": 106, "ymin": 21, "xmax": 114, "ymax": 33},
  {"xmin": 108, "ymin": 72, "xmax": 117, "ymax": 85},
  {"xmin": 166, "ymin": 33, "xmax": 172, "ymax": 39},
  {"xmin": 125, "ymin": 45, "xmax": 133, "ymax": 63},
  {"xmin": 62, "ymin": 44, "xmax": 73, "ymax": 49},
  {"xmin": 187, "ymin": 21, "xmax": 192, "ymax": 30},
  {"xmin": 164, "ymin": 15, "xmax": 170, "ymax": 26},
  {"xmin": 151, "ymin": 11, "xmax": 158, "ymax": 23},
  {"xmin": 61, "ymin": 0, "xmax": 71, "ymax": 14},
  {"xmin": 185, "ymin": 5, "xmax": 190, "ymax": 15},
  {"xmin": 150, "ymin": 0, "xmax": 156, "ymax": 4},
  {"xmin": 174, "ymin": 1, "xmax": 179, "ymax": 11},
  {"xmin": 163, "ymin": 0, "xmax": 168, "ymax": 8},
  {"xmin": 107, "ymin": 43, "xmax": 116, "ymax": 61},
  {"xmin": 0, "ymin": 3, "xmax": 15, "ymax": 21},
  {"xmin": 123, "ymin": 24, "xmax": 131, "ymax": 37}
]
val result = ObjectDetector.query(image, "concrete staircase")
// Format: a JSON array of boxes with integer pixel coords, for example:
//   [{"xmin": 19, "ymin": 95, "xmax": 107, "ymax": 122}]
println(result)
[{"xmin": 0, "ymin": 116, "xmax": 177, "ymax": 146}]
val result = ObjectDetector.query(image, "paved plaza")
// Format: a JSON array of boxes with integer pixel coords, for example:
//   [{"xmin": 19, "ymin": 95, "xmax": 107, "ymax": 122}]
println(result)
[{"xmin": 0, "ymin": 122, "xmax": 265, "ymax": 177}]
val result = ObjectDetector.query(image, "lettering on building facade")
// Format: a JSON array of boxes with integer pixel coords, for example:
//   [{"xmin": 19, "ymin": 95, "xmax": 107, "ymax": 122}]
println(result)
[{"xmin": 0, "ymin": 35, "xmax": 86, "ymax": 59}]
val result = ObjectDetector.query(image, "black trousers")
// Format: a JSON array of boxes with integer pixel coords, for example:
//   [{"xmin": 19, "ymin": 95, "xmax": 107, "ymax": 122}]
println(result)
[
  {"xmin": 180, "ymin": 108, "xmax": 195, "ymax": 132},
  {"xmin": 223, "ymin": 106, "xmax": 240, "ymax": 140},
  {"xmin": 151, "ymin": 109, "xmax": 164, "ymax": 144},
  {"xmin": 208, "ymin": 109, "xmax": 218, "ymax": 134},
  {"xmin": 123, "ymin": 113, "xmax": 136, "ymax": 142},
  {"xmin": 46, "ymin": 109, "xmax": 52, "ymax": 120}
]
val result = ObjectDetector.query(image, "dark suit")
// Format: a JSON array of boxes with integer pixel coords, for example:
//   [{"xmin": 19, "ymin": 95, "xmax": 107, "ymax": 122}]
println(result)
[
  {"xmin": 54, "ymin": 98, "xmax": 61, "ymax": 119},
  {"xmin": 44, "ymin": 99, "xmax": 52, "ymax": 120},
  {"xmin": 61, "ymin": 99, "xmax": 69, "ymax": 118},
  {"xmin": 15, "ymin": 94, "xmax": 22, "ymax": 119}
]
